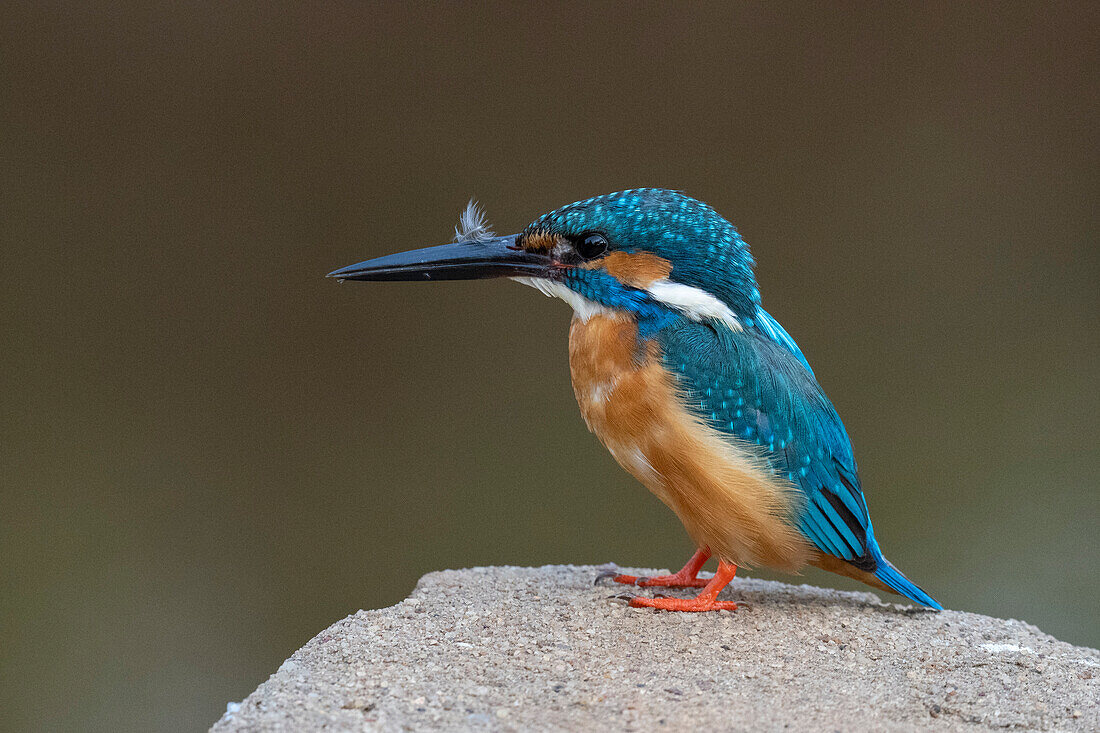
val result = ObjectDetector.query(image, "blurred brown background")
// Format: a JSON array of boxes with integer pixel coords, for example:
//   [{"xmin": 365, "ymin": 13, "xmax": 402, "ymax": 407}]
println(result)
[{"xmin": 2, "ymin": 2, "xmax": 1097, "ymax": 731}]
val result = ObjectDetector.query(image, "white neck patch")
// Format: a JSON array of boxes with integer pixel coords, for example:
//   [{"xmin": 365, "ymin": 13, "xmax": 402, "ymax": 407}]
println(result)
[{"xmin": 644, "ymin": 279, "xmax": 743, "ymax": 332}]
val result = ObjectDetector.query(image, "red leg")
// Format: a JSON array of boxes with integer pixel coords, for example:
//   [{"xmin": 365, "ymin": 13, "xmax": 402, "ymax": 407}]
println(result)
[
  {"xmin": 598, "ymin": 548, "xmax": 712, "ymax": 588},
  {"xmin": 629, "ymin": 560, "xmax": 739, "ymax": 612}
]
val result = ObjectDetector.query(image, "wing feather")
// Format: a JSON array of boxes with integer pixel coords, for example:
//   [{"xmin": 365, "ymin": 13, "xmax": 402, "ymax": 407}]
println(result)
[{"xmin": 659, "ymin": 318, "xmax": 878, "ymax": 569}]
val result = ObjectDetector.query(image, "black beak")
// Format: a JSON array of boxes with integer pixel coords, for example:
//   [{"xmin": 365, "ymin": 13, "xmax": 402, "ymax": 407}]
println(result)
[{"xmin": 327, "ymin": 234, "xmax": 552, "ymax": 282}]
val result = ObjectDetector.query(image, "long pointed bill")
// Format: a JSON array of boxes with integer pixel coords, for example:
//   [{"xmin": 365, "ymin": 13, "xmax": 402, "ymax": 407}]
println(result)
[{"xmin": 327, "ymin": 234, "xmax": 552, "ymax": 282}]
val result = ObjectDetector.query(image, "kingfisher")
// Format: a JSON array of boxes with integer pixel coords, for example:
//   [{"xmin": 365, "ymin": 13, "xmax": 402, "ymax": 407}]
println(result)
[{"xmin": 329, "ymin": 189, "xmax": 941, "ymax": 612}]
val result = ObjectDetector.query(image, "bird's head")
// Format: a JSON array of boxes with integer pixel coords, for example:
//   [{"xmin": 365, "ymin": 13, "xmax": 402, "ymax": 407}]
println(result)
[{"xmin": 329, "ymin": 189, "xmax": 760, "ymax": 331}]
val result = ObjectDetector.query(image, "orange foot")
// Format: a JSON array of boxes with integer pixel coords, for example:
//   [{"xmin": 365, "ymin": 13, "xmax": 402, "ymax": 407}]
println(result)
[
  {"xmin": 596, "ymin": 548, "xmax": 712, "ymax": 588},
  {"xmin": 628, "ymin": 560, "xmax": 739, "ymax": 613}
]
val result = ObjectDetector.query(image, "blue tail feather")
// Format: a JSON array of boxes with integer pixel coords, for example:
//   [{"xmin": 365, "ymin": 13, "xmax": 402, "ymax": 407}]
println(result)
[{"xmin": 873, "ymin": 555, "xmax": 942, "ymax": 610}]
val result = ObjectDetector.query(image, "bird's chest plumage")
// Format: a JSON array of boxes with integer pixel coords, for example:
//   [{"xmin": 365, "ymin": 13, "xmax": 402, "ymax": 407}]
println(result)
[
  {"xmin": 568, "ymin": 314, "xmax": 667, "ymax": 481},
  {"xmin": 567, "ymin": 313, "xmax": 811, "ymax": 570}
]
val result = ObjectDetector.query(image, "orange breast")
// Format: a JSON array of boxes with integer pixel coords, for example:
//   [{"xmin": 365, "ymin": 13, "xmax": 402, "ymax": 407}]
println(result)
[{"xmin": 568, "ymin": 314, "xmax": 812, "ymax": 571}]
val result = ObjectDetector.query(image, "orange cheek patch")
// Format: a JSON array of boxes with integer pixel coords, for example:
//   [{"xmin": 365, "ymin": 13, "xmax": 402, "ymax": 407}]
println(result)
[{"xmin": 590, "ymin": 251, "xmax": 673, "ymax": 288}]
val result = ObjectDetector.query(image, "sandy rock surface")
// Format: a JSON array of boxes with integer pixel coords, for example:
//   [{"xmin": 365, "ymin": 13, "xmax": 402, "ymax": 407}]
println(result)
[{"xmin": 213, "ymin": 565, "xmax": 1098, "ymax": 732}]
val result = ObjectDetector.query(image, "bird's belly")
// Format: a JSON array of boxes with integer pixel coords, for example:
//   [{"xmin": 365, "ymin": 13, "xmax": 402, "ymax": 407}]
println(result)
[{"xmin": 568, "ymin": 314, "xmax": 811, "ymax": 571}]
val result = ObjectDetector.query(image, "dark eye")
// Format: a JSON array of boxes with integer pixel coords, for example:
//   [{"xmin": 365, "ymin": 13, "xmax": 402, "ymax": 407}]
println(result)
[{"xmin": 576, "ymin": 232, "xmax": 609, "ymax": 260}]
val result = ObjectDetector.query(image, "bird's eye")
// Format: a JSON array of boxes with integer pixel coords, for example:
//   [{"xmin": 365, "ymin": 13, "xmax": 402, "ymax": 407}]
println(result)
[{"xmin": 576, "ymin": 232, "xmax": 609, "ymax": 260}]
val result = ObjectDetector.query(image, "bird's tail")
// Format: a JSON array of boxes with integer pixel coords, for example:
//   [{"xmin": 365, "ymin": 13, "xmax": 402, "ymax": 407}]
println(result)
[{"xmin": 872, "ymin": 555, "xmax": 942, "ymax": 610}]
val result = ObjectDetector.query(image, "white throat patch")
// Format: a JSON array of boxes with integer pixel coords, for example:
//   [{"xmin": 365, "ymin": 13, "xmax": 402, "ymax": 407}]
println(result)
[{"xmin": 511, "ymin": 277, "xmax": 613, "ymax": 322}]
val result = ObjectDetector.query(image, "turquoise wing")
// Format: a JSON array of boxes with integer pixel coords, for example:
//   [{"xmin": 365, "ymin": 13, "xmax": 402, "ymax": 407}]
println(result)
[
  {"xmin": 752, "ymin": 307, "xmax": 814, "ymax": 377},
  {"xmin": 657, "ymin": 317, "xmax": 941, "ymax": 608}
]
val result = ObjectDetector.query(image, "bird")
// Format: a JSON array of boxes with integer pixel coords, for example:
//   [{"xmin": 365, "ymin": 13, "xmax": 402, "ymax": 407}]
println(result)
[{"xmin": 329, "ymin": 189, "xmax": 941, "ymax": 612}]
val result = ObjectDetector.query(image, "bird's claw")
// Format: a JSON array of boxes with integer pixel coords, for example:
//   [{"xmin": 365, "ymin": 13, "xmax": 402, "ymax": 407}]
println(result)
[
  {"xmin": 594, "ymin": 570, "xmax": 620, "ymax": 586},
  {"xmin": 594, "ymin": 570, "xmax": 642, "ymax": 586}
]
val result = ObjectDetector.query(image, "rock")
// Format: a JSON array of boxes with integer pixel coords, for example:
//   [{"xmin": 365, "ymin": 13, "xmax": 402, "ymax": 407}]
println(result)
[{"xmin": 212, "ymin": 565, "xmax": 1099, "ymax": 732}]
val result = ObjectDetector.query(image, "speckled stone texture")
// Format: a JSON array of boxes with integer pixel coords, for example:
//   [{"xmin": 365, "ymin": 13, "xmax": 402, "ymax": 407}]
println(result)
[{"xmin": 213, "ymin": 565, "xmax": 1098, "ymax": 732}]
